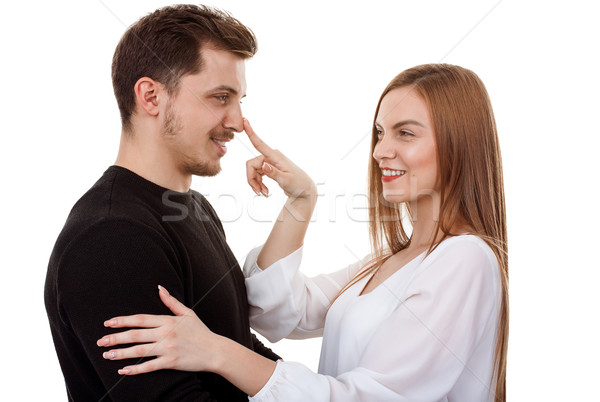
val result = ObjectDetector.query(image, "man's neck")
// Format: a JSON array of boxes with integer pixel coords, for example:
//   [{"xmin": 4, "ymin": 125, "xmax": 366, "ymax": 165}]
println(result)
[{"xmin": 115, "ymin": 132, "xmax": 192, "ymax": 193}]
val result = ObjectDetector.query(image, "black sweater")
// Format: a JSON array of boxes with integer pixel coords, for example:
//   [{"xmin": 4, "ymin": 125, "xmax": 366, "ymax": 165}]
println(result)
[{"xmin": 45, "ymin": 166, "xmax": 279, "ymax": 401}]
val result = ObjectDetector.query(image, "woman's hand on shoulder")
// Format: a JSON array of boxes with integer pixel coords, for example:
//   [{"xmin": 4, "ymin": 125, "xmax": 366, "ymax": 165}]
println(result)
[{"xmin": 97, "ymin": 286, "xmax": 223, "ymax": 375}]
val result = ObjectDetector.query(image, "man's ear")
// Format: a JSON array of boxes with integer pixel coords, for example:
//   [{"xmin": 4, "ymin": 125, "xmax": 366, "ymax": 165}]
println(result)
[{"xmin": 133, "ymin": 77, "xmax": 163, "ymax": 117}]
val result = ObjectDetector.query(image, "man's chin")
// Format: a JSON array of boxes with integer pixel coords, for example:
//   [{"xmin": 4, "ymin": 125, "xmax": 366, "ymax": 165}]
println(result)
[
  {"xmin": 185, "ymin": 162, "xmax": 221, "ymax": 177},
  {"xmin": 200, "ymin": 168, "xmax": 221, "ymax": 177}
]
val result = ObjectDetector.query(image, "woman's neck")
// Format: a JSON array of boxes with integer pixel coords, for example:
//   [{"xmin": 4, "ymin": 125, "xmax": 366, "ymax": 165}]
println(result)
[
  {"xmin": 407, "ymin": 197, "xmax": 472, "ymax": 251},
  {"xmin": 407, "ymin": 197, "xmax": 442, "ymax": 250}
]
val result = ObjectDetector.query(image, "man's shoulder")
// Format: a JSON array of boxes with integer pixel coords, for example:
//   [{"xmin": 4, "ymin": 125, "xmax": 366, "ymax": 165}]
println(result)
[
  {"xmin": 50, "ymin": 216, "xmax": 168, "ymax": 271},
  {"xmin": 49, "ymin": 168, "xmax": 167, "ymax": 269},
  {"xmin": 70, "ymin": 166, "xmax": 159, "ymax": 221},
  {"xmin": 190, "ymin": 190, "xmax": 223, "ymax": 229}
]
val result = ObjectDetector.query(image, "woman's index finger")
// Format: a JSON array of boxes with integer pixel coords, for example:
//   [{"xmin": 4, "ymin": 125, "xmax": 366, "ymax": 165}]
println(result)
[{"xmin": 243, "ymin": 118, "xmax": 277, "ymax": 158}]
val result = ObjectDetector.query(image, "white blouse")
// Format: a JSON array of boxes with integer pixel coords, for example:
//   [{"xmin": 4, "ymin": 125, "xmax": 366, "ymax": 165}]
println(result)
[{"xmin": 243, "ymin": 235, "xmax": 501, "ymax": 402}]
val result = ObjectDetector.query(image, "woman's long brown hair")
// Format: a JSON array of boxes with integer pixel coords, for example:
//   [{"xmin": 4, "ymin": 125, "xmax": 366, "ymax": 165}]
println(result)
[{"xmin": 334, "ymin": 64, "xmax": 508, "ymax": 401}]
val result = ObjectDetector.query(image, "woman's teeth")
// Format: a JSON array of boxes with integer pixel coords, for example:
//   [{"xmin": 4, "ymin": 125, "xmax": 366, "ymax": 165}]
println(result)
[{"xmin": 382, "ymin": 169, "xmax": 406, "ymax": 176}]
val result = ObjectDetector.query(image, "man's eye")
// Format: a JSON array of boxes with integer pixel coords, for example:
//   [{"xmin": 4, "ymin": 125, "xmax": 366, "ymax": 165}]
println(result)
[{"xmin": 215, "ymin": 95, "xmax": 228, "ymax": 103}]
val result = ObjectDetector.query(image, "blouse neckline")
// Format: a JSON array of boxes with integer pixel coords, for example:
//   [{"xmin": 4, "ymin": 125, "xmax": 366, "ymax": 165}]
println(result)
[
  {"xmin": 357, "ymin": 248, "xmax": 427, "ymax": 297},
  {"xmin": 357, "ymin": 234, "xmax": 476, "ymax": 298}
]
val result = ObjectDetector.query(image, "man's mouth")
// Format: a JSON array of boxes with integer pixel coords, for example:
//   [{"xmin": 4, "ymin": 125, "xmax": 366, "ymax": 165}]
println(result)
[{"xmin": 211, "ymin": 137, "xmax": 231, "ymax": 155}]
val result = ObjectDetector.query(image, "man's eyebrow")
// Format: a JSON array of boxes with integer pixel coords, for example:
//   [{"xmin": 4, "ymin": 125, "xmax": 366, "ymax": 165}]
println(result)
[
  {"xmin": 375, "ymin": 119, "xmax": 425, "ymax": 129},
  {"xmin": 208, "ymin": 85, "xmax": 241, "ymax": 95}
]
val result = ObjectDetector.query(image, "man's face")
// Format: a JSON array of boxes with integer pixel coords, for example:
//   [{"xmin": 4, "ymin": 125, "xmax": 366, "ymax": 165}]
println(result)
[{"xmin": 162, "ymin": 47, "xmax": 247, "ymax": 177}]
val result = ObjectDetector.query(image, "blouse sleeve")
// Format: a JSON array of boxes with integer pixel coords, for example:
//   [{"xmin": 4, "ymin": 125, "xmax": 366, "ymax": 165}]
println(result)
[
  {"xmin": 248, "ymin": 237, "xmax": 501, "ymax": 402},
  {"xmin": 243, "ymin": 245, "xmax": 368, "ymax": 342}
]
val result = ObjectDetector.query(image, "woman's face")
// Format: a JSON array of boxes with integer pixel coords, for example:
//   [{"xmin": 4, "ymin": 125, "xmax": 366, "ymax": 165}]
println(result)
[{"xmin": 373, "ymin": 86, "xmax": 439, "ymax": 204}]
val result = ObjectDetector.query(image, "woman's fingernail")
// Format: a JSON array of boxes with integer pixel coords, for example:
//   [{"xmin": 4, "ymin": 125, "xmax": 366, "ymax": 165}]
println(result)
[
  {"xmin": 103, "ymin": 351, "xmax": 115, "ymax": 359},
  {"xmin": 97, "ymin": 337, "xmax": 109, "ymax": 346},
  {"xmin": 118, "ymin": 368, "xmax": 130, "ymax": 375}
]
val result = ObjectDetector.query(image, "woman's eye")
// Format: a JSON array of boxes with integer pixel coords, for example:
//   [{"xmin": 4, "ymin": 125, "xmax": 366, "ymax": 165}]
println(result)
[{"xmin": 399, "ymin": 130, "xmax": 414, "ymax": 137}]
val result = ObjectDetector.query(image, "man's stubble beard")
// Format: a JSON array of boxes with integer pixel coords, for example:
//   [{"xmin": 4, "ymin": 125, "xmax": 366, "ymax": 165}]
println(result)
[{"xmin": 162, "ymin": 103, "xmax": 221, "ymax": 177}]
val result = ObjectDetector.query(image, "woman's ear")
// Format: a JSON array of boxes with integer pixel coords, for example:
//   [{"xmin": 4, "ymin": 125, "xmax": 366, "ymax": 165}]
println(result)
[{"xmin": 133, "ymin": 77, "xmax": 162, "ymax": 117}]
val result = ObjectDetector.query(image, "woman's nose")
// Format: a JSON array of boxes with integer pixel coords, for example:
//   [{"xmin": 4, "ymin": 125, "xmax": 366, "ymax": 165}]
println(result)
[{"xmin": 373, "ymin": 136, "xmax": 396, "ymax": 161}]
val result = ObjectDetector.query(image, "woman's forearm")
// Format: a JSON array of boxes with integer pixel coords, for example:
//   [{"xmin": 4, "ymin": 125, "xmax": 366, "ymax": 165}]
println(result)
[
  {"xmin": 213, "ymin": 335, "xmax": 278, "ymax": 397},
  {"xmin": 257, "ymin": 192, "xmax": 317, "ymax": 269},
  {"xmin": 242, "ymin": 118, "xmax": 318, "ymax": 270}
]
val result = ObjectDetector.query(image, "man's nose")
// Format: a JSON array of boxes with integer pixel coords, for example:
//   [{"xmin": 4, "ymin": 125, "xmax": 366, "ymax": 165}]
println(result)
[{"xmin": 223, "ymin": 102, "xmax": 243, "ymax": 132}]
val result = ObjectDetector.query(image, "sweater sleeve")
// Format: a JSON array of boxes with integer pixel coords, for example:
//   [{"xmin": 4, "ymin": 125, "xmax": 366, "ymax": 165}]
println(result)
[
  {"xmin": 56, "ymin": 219, "xmax": 215, "ymax": 402},
  {"xmin": 243, "ymin": 245, "xmax": 368, "ymax": 342},
  {"xmin": 248, "ymin": 237, "xmax": 501, "ymax": 402},
  {"xmin": 250, "ymin": 333, "xmax": 281, "ymax": 362}
]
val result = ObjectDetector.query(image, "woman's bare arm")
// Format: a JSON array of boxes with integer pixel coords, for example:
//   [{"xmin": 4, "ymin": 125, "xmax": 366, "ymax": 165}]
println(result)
[{"xmin": 243, "ymin": 118, "xmax": 317, "ymax": 269}]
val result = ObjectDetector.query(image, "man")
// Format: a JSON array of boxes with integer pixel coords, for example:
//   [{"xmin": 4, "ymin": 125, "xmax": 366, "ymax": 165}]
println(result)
[{"xmin": 44, "ymin": 5, "xmax": 279, "ymax": 401}]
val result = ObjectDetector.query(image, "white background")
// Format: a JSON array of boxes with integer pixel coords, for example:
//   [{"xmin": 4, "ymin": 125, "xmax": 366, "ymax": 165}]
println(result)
[{"xmin": 1, "ymin": 0, "xmax": 599, "ymax": 400}]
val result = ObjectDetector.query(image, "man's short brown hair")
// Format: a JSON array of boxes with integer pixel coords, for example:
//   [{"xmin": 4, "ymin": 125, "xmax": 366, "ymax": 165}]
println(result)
[{"xmin": 111, "ymin": 4, "xmax": 257, "ymax": 131}]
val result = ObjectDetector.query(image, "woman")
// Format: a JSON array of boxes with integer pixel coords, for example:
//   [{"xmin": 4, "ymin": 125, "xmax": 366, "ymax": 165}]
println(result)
[{"xmin": 98, "ymin": 64, "xmax": 508, "ymax": 401}]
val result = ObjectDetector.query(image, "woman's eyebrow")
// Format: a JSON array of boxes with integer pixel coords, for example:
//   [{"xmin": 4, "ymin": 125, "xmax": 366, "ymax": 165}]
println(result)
[{"xmin": 375, "ymin": 119, "xmax": 425, "ymax": 128}]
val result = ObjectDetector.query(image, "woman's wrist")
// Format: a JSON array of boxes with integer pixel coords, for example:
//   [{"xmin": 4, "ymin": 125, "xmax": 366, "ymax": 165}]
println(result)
[
  {"xmin": 285, "ymin": 188, "xmax": 317, "ymax": 219},
  {"xmin": 298, "ymin": 183, "xmax": 318, "ymax": 203},
  {"xmin": 210, "ymin": 334, "xmax": 277, "ymax": 396},
  {"xmin": 286, "ymin": 181, "xmax": 317, "ymax": 202},
  {"xmin": 211, "ymin": 334, "xmax": 233, "ymax": 375}
]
